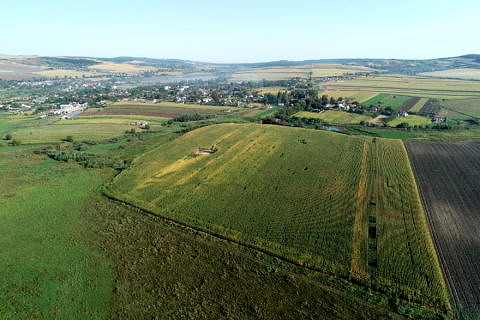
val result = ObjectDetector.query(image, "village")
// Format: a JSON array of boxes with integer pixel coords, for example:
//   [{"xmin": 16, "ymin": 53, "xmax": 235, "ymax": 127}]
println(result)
[{"xmin": 0, "ymin": 75, "xmax": 450, "ymax": 127}]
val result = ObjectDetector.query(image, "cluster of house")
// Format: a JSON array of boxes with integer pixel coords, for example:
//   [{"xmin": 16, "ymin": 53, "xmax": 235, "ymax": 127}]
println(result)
[
  {"xmin": 130, "ymin": 121, "xmax": 149, "ymax": 128},
  {"xmin": 134, "ymin": 98, "xmax": 157, "ymax": 104},
  {"xmin": 42, "ymin": 103, "xmax": 88, "ymax": 119},
  {"xmin": 398, "ymin": 111, "xmax": 446, "ymax": 123}
]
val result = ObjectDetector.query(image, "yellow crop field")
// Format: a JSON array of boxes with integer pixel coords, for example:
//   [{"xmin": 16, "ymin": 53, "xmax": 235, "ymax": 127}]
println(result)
[
  {"xmin": 294, "ymin": 110, "xmax": 371, "ymax": 124},
  {"xmin": 388, "ymin": 115, "xmax": 432, "ymax": 127},
  {"xmin": 89, "ymin": 61, "xmax": 157, "ymax": 73},
  {"xmin": 32, "ymin": 69, "xmax": 103, "ymax": 78}
]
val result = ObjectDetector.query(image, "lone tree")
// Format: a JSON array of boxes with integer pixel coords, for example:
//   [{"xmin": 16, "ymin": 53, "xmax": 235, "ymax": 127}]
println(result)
[
  {"xmin": 65, "ymin": 135, "xmax": 74, "ymax": 142},
  {"xmin": 5, "ymin": 133, "xmax": 12, "ymax": 140}
]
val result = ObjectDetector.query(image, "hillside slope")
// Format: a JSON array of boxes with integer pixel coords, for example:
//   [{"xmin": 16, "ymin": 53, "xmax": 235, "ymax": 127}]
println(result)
[{"xmin": 106, "ymin": 123, "xmax": 449, "ymax": 310}]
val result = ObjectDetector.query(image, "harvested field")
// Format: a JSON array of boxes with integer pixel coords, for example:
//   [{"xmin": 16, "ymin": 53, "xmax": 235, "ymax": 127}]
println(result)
[
  {"xmin": 405, "ymin": 141, "xmax": 480, "ymax": 319},
  {"xmin": 369, "ymin": 115, "xmax": 388, "ymax": 125},
  {"xmin": 419, "ymin": 99, "xmax": 442, "ymax": 115},
  {"xmin": 410, "ymin": 98, "xmax": 429, "ymax": 113},
  {"xmin": 399, "ymin": 97, "xmax": 421, "ymax": 113}
]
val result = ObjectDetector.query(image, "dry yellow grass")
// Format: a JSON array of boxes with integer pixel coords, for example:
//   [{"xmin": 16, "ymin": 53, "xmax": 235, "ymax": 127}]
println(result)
[
  {"xmin": 32, "ymin": 69, "xmax": 102, "ymax": 78},
  {"xmin": 89, "ymin": 61, "xmax": 157, "ymax": 73}
]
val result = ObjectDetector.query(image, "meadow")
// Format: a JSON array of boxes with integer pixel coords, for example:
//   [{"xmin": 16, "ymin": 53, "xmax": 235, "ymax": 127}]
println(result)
[
  {"xmin": 9, "ymin": 119, "xmax": 134, "ymax": 144},
  {"xmin": 0, "ymin": 113, "xmax": 34, "ymax": 139},
  {"xmin": 362, "ymin": 94, "xmax": 413, "ymax": 111},
  {"xmin": 439, "ymin": 98, "xmax": 480, "ymax": 119},
  {"xmin": 106, "ymin": 123, "xmax": 449, "ymax": 310},
  {"xmin": 0, "ymin": 146, "xmax": 115, "ymax": 319},
  {"xmin": 294, "ymin": 110, "xmax": 371, "ymax": 124}
]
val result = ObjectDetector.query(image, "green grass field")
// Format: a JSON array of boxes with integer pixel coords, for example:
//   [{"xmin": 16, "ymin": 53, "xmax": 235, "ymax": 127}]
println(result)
[
  {"xmin": 294, "ymin": 110, "xmax": 372, "ymax": 124},
  {"xmin": 9, "ymin": 120, "xmax": 134, "ymax": 144},
  {"xmin": 106, "ymin": 123, "xmax": 449, "ymax": 310},
  {"xmin": 0, "ymin": 147, "xmax": 114, "ymax": 319},
  {"xmin": 388, "ymin": 115, "xmax": 432, "ymax": 127},
  {"xmin": 440, "ymin": 98, "xmax": 480, "ymax": 119},
  {"xmin": 362, "ymin": 94, "xmax": 412, "ymax": 111},
  {"xmin": 0, "ymin": 114, "xmax": 34, "ymax": 138}
]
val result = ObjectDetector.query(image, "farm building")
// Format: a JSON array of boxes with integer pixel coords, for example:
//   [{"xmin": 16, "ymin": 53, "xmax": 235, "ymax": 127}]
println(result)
[{"xmin": 432, "ymin": 115, "xmax": 446, "ymax": 123}]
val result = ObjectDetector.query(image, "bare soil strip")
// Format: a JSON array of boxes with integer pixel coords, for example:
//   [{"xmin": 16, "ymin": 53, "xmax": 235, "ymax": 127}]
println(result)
[
  {"xmin": 399, "ymin": 97, "xmax": 421, "ymax": 113},
  {"xmin": 405, "ymin": 141, "xmax": 480, "ymax": 319}
]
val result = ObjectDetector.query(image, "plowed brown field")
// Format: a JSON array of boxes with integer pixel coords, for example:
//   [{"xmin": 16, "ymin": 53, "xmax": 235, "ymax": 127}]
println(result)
[{"xmin": 405, "ymin": 141, "xmax": 480, "ymax": 319}]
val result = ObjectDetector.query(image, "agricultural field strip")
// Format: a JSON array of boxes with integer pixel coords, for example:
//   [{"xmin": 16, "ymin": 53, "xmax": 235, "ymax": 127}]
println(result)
[
  {"xmin": 362, "ymin": 94, "xmax": 413, "ymax": 111},
  {"xmin": 293, "ymin": 111, "xmax": 371, "ymax": 124},
  {"xmin": 111, "ymin": 102, "xmax": 234, "ymax": 110},
  {"xmin": 92, "ymin": 107, "xmax": 226, "ymax": 114},
  {"xmin": 331, "ymin": 85, "xmax": 480, "ymax": 95},
  {"xmin": 399, "ymin": 97, "xmax": 421, "ymax": 113},
  {"xmin": 409, "ymin": 98, "xmax": 429, "ymax": 113},
  {"xmin": 106, "ymin": 123, "xmax": 449, "ymax": 308},
  {"xmin": 405, "ymin": 142, "xmax": 480, "ymax": 318}
]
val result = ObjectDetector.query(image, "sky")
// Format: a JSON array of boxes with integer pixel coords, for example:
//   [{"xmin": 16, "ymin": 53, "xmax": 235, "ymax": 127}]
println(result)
[{"xmin": 1, "ymin": 0, "xmax": 479, "ymax": 63}]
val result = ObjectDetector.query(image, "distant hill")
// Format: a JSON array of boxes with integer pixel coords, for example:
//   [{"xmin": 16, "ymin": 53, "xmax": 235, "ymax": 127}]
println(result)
[{"xmin": 0, "ymin": 54, "xmax": 479, "ymax": 79}]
